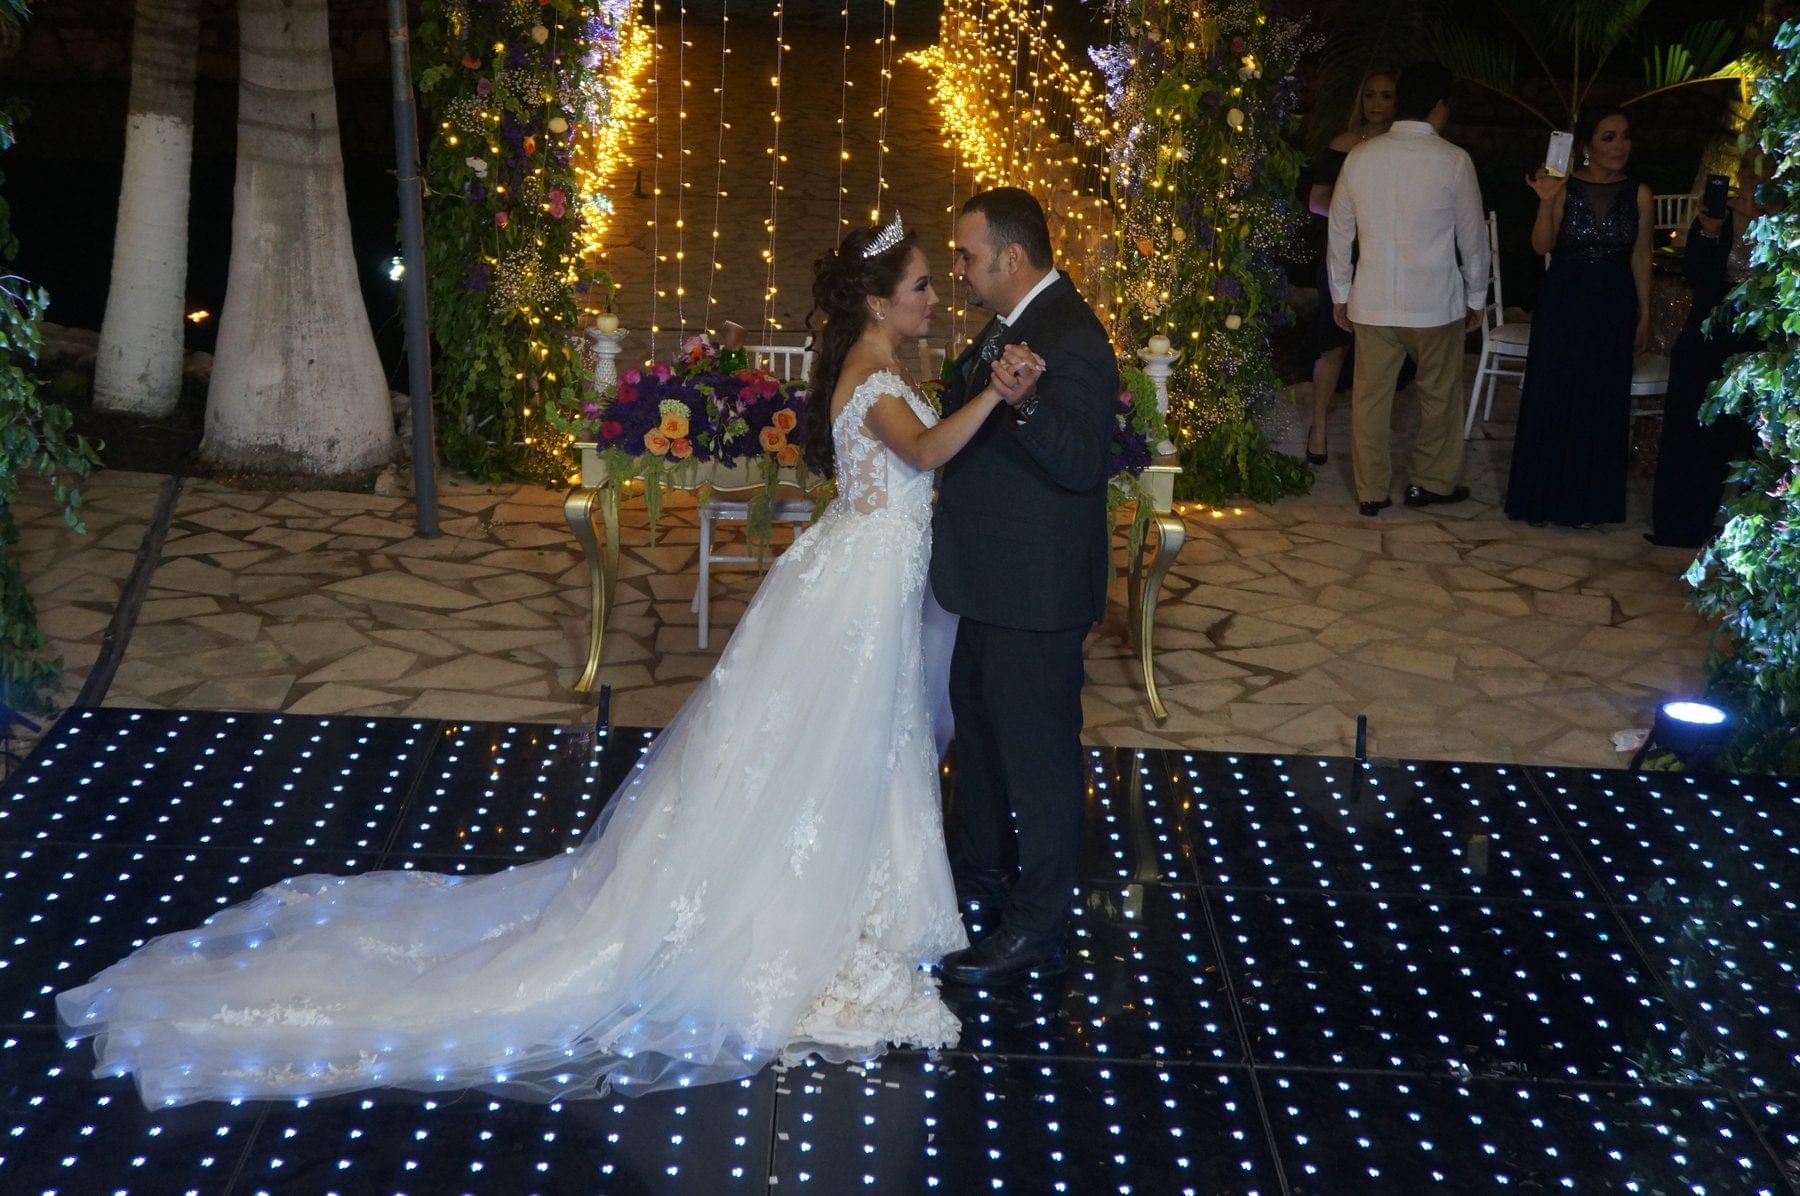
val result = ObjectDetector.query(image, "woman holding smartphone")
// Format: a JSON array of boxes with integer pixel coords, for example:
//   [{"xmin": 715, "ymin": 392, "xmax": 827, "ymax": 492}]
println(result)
[
  {"xmin": 1505, "ymin": 108, "xmax": 1653, "ymax": 527},
  {"xmin": 1647, "ymin": 157, "xmax": 1765, "ymax": 547}
]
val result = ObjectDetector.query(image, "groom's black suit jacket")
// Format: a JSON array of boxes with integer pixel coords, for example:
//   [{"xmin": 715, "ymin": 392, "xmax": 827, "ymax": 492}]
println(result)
[{"xmin": 930, "ymin": 274, "xmax": 1120, "ymax": 631}]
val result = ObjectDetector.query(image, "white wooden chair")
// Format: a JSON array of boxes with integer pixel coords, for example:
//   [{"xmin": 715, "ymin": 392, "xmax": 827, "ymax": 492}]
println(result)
[
  {"xmin": 744, "ymin": 343, "xmax": 813, "ymax": 382},
  {"xmin": 691, "ymin": 340, "xmax": 816, "ymax": 649},
  {"xmin": 1653, "ymin": 193, "xmax": 1696, "ymax": 238},
  {"xmin": 1628, "ymin": 353, "xmax": 1670, "ymax": 452},
  {"xmin": 1464, "ymin": 211, "xmax": 1533, "ymax": 437}
]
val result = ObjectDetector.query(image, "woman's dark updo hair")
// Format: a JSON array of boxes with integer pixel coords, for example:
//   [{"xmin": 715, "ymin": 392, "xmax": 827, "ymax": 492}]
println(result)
[
  {"xmin": 1576, "ymin": 107, "xmax": 1631, "ymax": 159},
  {"xmin": 800, "ymin": 223, "xmax": 919, "ymax": 478}
]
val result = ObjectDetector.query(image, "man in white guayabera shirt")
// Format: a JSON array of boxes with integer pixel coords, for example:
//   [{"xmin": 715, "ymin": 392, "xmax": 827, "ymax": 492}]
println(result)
[{"xmin": 1328, "ymin": 60, "xmax": 1489, "ymax": 518}]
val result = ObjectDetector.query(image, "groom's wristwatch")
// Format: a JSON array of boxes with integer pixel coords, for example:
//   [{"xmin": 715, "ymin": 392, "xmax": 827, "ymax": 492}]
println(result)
[{"xmin": 1015, "ymin": 395, "xmax": 1041, "ymax": 424}]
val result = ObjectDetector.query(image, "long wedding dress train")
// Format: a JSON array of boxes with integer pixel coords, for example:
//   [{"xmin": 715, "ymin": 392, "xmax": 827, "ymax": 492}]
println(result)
[{"xmin": 57, "ymin": 371, "xmax": 968, "ymax": 1106}]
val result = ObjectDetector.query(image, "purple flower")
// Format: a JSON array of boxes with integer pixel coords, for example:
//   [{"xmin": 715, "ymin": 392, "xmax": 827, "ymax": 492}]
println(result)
[
  {"xmin": 1213, "ymin": 275, "xmax": 1244, "ymax": 300},
  {"xmin": 1202, "ymin": 90, "xmax": 1224, "ymax": 109},
  {"xmin": 461, "ymin": 261, "xmax": 492, "ymax": 292},
  {"xmin": 476, "ymin": 77, "xmax": 491, "ymax": 98}
]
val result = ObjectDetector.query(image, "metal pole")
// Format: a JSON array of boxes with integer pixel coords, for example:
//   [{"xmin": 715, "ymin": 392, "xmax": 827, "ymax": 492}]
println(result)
[{"xmin": 386, "ymin": 0, "xmax": 440, "ymax": 537}]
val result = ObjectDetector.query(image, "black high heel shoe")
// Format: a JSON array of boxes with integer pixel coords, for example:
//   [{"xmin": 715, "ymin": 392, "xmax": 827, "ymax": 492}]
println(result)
[{"xmin": 1305, "ymin": 426, "xmax": 1328, "ymax": 465}]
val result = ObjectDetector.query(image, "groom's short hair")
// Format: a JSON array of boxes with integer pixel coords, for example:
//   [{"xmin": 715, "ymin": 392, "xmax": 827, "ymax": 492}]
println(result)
[
  {"xmin": 1395, "ymin": 62, "xmax": 1453, "ymax": 121},
  {"xmin": 962, "ymin": 188, "xmax": 1053, "ymax": 270}
]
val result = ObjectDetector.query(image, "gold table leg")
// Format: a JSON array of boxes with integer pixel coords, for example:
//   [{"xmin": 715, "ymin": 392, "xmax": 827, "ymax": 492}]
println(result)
[
  {"xmin": 1127, "ymin": 511, "xmax": 1185, "ymax": 721},
  {"xmin": 564, "ymin": 484, "xmax": 620, "ymax": 694}
]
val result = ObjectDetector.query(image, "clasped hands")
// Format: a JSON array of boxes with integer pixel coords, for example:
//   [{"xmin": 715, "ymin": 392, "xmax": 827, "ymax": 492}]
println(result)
[{"xmin": 990, "ymin": 343, "xmax": 1046, "ymax": 406}]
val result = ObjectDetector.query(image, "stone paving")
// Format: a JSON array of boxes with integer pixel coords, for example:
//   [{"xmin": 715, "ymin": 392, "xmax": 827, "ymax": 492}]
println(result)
[{"xmin": 11, "ymin": 377, "xmax": 1711, "ymax": 771}]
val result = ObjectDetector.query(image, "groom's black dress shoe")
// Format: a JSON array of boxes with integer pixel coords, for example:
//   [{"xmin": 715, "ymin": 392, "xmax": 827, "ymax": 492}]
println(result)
[{"xmin": 939, "ymin": 929, "xmax": 1068, "ymax": 986}]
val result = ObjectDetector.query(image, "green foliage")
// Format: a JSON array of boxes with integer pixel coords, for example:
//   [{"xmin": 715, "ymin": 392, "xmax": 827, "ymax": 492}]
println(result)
[
  {"xmin": 1684, "ymin": 16, "xmax": 1800, "ymax": 773},
  {"xmin": 1643, "ymin": 20, "xmax": 1737, "ymax": 89},
  {"xmin": 1173, "ymin": 409, "xmax": 1315, "ymax": 504},
  {"xmin": 415, "ymin": 0, "xmax": 608, "ymax": 483},
  {"xmin": 1098, "ymin": 1, "xmax": 1315, "ymax": 505},
  {"xmin": 0, "ymin": 0, "xmax": 99, "ymax": 727}
]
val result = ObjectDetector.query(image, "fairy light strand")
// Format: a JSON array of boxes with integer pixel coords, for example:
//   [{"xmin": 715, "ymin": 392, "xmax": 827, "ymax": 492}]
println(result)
[
  {"xmin": 761, "ymin": 0, "xmax": 787, "ymax": 337},
  {"xmin": 704, "ymin": 1, "xmax": 731, "ymax": 327},
  {"xmin": 836, "ymin": 2, "xmax": 852, "ymax": 231}
]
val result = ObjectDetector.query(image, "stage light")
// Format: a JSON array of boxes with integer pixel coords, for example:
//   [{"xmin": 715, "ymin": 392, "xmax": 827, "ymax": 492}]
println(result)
[{"xmin": 1629, "ymin": 699, "xmax": 1734, "ymax": 771}]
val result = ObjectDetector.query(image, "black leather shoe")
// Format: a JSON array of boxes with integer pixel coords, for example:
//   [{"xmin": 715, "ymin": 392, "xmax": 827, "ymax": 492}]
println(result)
[
  {"xmin": 1404, "ymin": 484, "xmax": 1471, "ymax": 507},
  {"xmin": 1357, "ymin": 499, "xmax": 1391, "ymax": 518},
  {"xmin": 939, "ymin": 929, "xmax": 1068, "ymax": 986}
]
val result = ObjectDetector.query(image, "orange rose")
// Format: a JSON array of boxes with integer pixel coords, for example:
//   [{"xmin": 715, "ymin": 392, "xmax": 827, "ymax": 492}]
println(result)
[
  {"xmin": 771, "ymin": 408, "xmax": 798, "ymax": 434},
  {"xmin": 759, "ymin": 426, "xmax": 787, "ymax": 453},
  {"xmin": 644, "ymin": 430, "xmax": 671, "ymax": 455},
  {"xmin": 776, "ymin": 443, "xmax": 801, "ymax": 468},
  {"xmin": 670, "ymin": 437, "xmax": 693, "ymax": 460},
  {"xmin": 659, "ymin": 413, "xmax": 690, "ymax": 438}
]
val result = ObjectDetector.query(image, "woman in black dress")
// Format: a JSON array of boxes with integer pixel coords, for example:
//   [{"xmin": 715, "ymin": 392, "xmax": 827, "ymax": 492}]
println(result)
[
  {"xmin": 1504, "ymin": 109, "xmax": 1653, "ymax": 526},
  {"xmin": 1304, "ymin": 69, "xmax": 1396, "ymax": 463},
  {"xmin": 1647, "ymin": 157, "xmax": 1764, "ymax": 547}
]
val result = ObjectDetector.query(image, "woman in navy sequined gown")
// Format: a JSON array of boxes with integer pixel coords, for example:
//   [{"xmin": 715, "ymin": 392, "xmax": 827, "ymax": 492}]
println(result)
[{"xmin": 1504, "ymin": 110, "xmax": 1653, "ymax": 526}]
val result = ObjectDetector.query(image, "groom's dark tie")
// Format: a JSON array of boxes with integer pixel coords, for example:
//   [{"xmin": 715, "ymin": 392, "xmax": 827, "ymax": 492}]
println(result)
[{"xmin": 960, "ymin": 317, "xmax": 1007, "ymax": 389}]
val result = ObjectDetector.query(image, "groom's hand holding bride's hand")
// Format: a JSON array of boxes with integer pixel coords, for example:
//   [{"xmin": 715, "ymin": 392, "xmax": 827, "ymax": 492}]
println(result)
[{"xmin": 991, "ymin": 343, "xmax": 1046, "ymax": 406}]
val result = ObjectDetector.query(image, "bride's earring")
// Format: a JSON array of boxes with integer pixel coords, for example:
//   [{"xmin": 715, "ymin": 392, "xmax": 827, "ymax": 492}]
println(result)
[
  {"xmin": 874, "ymin": 308, "xmax": 886, "ymax": 321},
  {"xmin": 1582, "ymin": 150, "xmax": 1590, "ymax": 166}
]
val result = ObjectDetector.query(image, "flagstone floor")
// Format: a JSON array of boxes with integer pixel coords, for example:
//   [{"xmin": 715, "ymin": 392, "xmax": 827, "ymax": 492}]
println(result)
[{"xmin": 11, "ymin": 389, "xmax": 1710, "ymax": 771}]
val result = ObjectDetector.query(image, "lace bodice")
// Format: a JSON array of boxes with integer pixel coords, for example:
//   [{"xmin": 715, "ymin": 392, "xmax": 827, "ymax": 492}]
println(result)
[
  {"xmin": 1555, "ymin": 177, "xmax": 1638, "ymax": 265},
  {"xmin": 832, "ymin": 370, "xmax": 938, "ymax": 518}
]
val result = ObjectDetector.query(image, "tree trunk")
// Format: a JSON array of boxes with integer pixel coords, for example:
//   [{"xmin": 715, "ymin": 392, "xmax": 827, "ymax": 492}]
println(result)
[
  {"xmin": 202, "ymin": 0, "xmax": 395, "ymax": 479},
  {"xmin": 92, "ymin": 0, "xmax": 199, "ymax": 419}
]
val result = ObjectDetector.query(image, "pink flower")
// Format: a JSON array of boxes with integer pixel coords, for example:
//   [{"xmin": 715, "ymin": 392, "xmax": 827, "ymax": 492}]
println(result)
[
  {"xmin": 599, "ymin": 419, "xmax": 623, "ymax": 440},
  {"xmin": 581, "ymin": 402, "xmax": 601, "ymax": 419},
  {"xmin": 1118, "ymin": 388, "xmax": 1134, "ymax": 406},
  {"xmin": 494, "ymin": 210, "xmax": 509, "ymax": 228},
  {"xmin": 616, "ymin": 383, "xmax": 639, "ymax": 403},
  {"xmin": 650, "ymin": 363, "xmax": 672, "ymax": 381},
  {"xmin": 621, "ymin": 368, "xmax": 641, "ymax": 385},
  {"xmin": 476, "ymin": 77, "xmax": 491, "ymax": 97},
  {"xmin": 548, "ymin": 189, "xmax": 566, "ymax": 218},
  {"xmin": 1231, "ymin": 36, "xmax": 1246, "ymax": 53}
]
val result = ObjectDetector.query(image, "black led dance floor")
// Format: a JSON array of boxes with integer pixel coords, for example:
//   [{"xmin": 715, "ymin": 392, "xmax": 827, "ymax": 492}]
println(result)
[{"xmin": 2, "ymin": 708, "xmax": 1797, "ymax": 1194}]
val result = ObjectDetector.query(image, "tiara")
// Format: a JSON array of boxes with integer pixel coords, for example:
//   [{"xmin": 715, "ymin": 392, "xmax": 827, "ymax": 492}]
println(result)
[{"xmin": 862, "ymin": 210, "xmax": 905, "ymax": 258}]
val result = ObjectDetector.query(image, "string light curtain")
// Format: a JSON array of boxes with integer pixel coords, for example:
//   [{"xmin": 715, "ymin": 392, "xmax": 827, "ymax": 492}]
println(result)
[{"xmin": 909, "ymin": 0, "xmax": 1111, "ymax": 305}]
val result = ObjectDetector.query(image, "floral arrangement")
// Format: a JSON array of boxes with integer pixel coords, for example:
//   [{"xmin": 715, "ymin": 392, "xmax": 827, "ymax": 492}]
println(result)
[
  {"xmin": 416, "ymin": 0, "xmax": 647, "ymax": 483},
  {"xmin": 581, "ymin": 337, "xmax": 811, "ymax": 548},
  {"xmin": 1088, "ymin": 0, "xmax": 1316, "ymax": 504},
  {"xmin": 1108, "ymin": 365, "xmax": 1171, "ymax": 576}
]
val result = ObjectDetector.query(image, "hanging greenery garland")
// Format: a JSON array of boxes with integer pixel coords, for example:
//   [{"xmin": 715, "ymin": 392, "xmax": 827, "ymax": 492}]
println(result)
[
  {"xmin": 1091, "ymin": 0, "xmax": 1316, "ymax": 504},
  {"xmin": 1685, "ymin": 14, "xmax": 1800, "ymax": 773},
  {"xmin": 415, "ymin": 0, "xmax": 647, "ymax": 483}
]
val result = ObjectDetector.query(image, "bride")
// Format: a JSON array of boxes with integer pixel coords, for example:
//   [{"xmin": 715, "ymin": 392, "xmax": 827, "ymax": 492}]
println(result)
[{"xmin": 57, "ymin": 214, "xmax": 1021, "ymax": 1106}]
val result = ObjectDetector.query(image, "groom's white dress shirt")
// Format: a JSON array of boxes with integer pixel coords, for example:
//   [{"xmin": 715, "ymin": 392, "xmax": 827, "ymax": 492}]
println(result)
[
  {"xmin": 998, "ymin": 268, "xmax": 1062, "ymax": 329},
  {"xmin": 1327, "ymin": 120, "xmax": 1489, "ymax": 328}
]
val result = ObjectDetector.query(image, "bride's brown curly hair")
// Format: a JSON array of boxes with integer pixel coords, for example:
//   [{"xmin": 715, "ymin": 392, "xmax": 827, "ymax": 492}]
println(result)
[{"xmin": 800, "ymin": 223, "xmax": 919, "ymax": 478}]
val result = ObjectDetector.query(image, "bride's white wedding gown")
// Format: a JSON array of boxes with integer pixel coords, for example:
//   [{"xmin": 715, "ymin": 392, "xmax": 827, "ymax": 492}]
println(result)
[{"xmin": 58, "ymin": 371, "xmax": 968, "ymax": 1106}]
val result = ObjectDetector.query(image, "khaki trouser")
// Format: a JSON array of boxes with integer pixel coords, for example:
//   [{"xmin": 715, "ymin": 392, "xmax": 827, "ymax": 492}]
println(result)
[{"xmin": 1350, "ymin": 319, "xmax": 1466, "ymax": 503}]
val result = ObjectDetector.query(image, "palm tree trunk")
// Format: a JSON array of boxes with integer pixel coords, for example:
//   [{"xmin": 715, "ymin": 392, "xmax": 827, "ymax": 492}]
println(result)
[
  {"xmin": 202, "ymin": 0, "xmax": 394, "ymax": 479},
  {"xmin": 92, "ymin": 0, "xmax": 198, "ymax": 418}
]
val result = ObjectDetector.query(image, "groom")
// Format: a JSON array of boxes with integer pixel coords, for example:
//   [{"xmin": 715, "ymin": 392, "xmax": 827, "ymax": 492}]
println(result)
[{"xmin": 931, "ymin": 187, "xmax": 1119, "ymax": 985}]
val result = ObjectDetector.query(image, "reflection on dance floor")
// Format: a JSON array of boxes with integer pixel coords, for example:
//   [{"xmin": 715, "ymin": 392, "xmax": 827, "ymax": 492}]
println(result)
[{"xmin": 2, "ymin": 708, "xmax": 1795, "ymax": 1193}]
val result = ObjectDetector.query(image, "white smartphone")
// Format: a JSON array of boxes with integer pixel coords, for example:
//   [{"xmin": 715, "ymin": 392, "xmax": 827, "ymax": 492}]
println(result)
[{"xmin": 1544, "ymin": 131, "xmax": 1575, "ymax": 178}]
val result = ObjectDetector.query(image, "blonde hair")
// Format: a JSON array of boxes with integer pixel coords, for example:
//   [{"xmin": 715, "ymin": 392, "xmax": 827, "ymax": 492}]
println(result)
[{"xmin": 1347, "ymin": 69, "xmax": 1399, "ymax": 137}]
